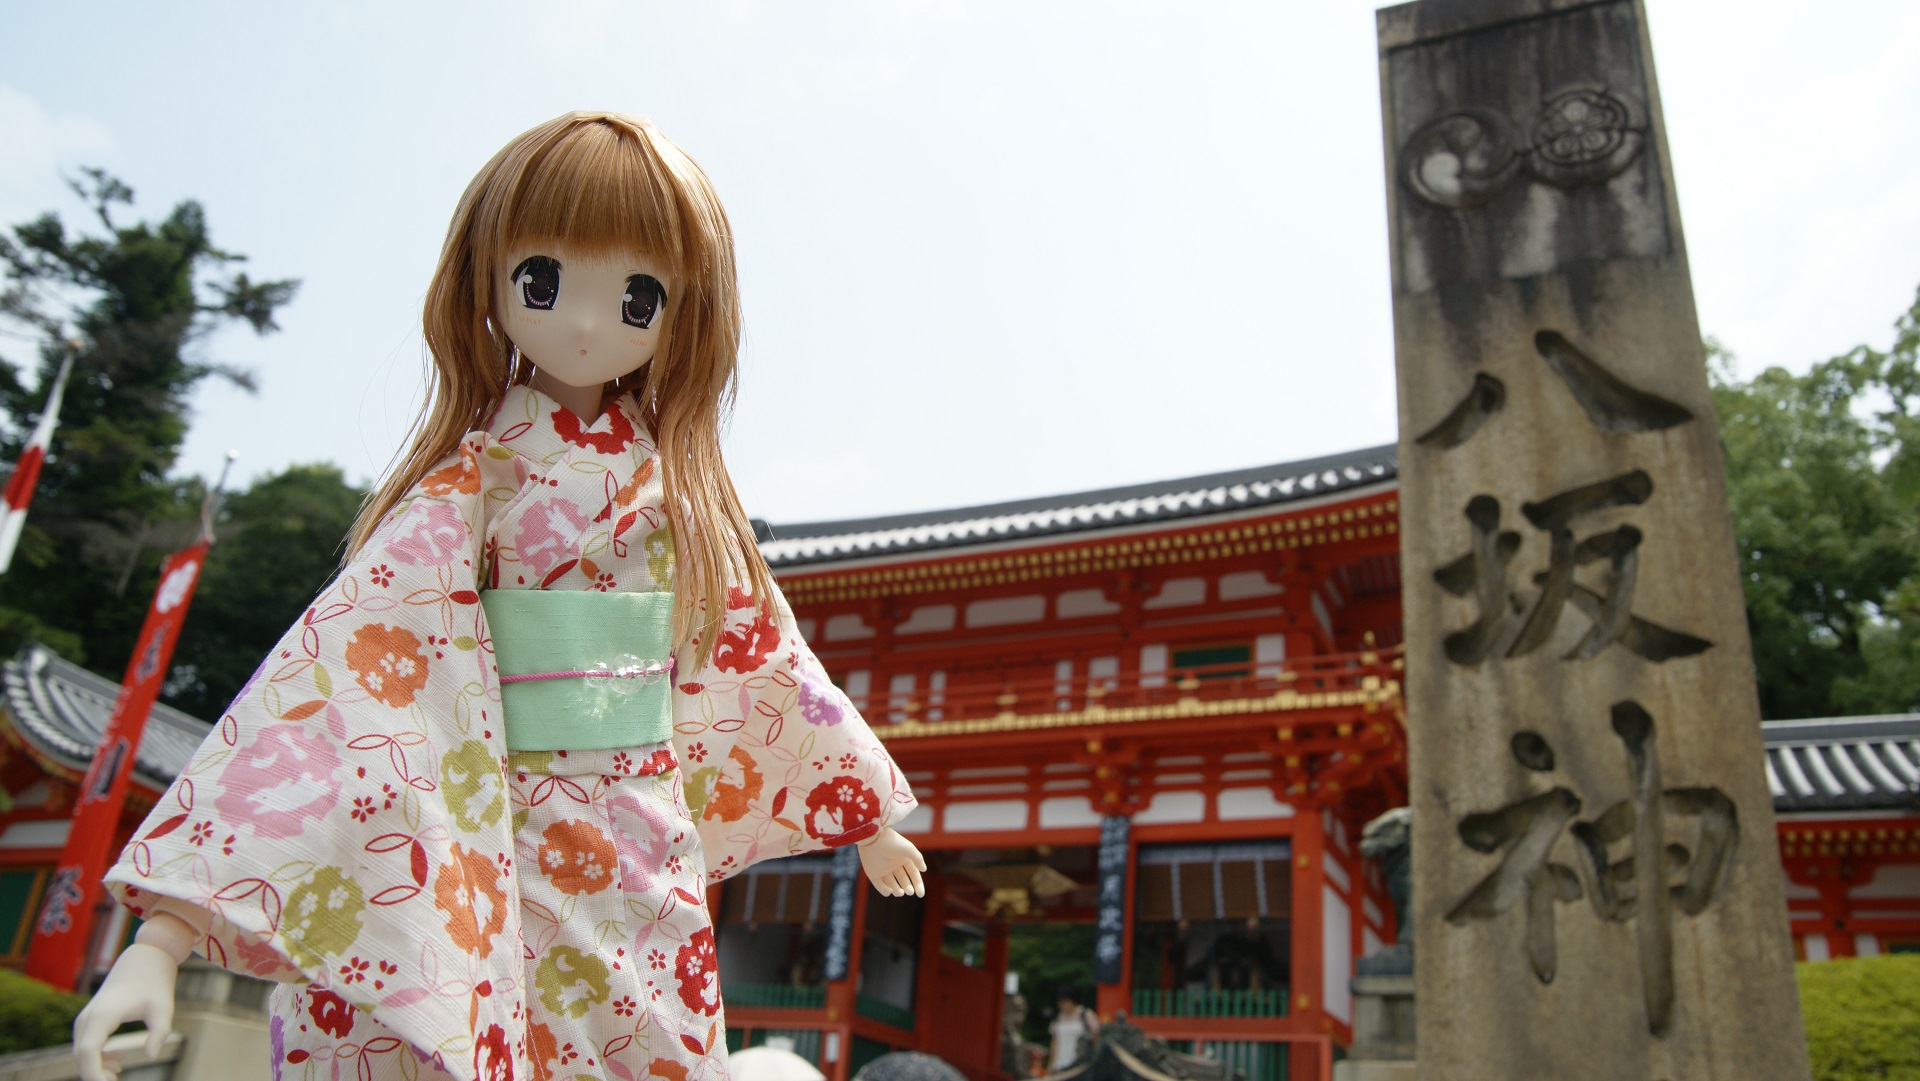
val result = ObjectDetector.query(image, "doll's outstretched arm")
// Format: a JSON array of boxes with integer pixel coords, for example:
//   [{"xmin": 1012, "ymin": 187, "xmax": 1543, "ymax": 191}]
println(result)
[
  {"xmin": 73, "ymin": 906, "xmax": 202, "ymax": 1081},
  {"xmin": 859, "ymin": 827, "xmax": 927, "ymax": 897}
]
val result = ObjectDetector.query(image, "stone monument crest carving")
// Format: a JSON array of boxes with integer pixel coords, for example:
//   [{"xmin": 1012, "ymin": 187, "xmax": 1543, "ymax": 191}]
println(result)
[{"xmin": 1401, "ymin": 85, "xmax": 1647, "ymax": 209}]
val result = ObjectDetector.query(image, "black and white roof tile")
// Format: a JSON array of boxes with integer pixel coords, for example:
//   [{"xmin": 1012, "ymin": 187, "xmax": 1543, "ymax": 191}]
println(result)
[
  {"xmin": 757, "ymin": 444, "xmax": 1399, "ymax": 569},
  {"xmin": 1764, "ymin": 714, "xmax": 1920, "ymax": 813},
  {"xmin": 3, "ymin": 644, "xmax": 211, "ymax": 791}
]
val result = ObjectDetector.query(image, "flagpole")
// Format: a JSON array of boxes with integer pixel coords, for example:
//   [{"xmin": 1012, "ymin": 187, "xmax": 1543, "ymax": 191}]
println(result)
[{"xmin": 0, "ymin": 341, "xmax": 81, "ymax": 574}]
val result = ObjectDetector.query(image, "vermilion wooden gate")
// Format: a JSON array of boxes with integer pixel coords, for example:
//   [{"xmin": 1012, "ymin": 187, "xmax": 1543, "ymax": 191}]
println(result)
[{"xmin": 923, "ymin": 952, "xmax": 1001, "ymax": 1081}]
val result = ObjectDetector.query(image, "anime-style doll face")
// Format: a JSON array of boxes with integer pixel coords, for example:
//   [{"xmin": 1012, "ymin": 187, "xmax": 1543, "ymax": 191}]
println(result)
[{"xmin": 497, "ymin": 240, "xmax": 672, "ymax": 397}]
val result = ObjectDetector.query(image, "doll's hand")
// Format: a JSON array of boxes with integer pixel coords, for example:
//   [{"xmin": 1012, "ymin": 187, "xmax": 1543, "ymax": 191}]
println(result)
[
  {"xmin": 72, "ymin": 943, "xmax": 180, "ymax": 1081},
  {"xmin": 859, "ymin": 827, "xmax": 927, "ymax": 897}
]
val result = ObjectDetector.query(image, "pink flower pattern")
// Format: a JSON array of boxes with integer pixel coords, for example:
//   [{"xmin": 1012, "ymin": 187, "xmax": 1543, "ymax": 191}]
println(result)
[
  {"xmin": 514, "ymin": 497, "xmax": 591, "ymax": 581},
  {"xmin": 211, "ymin": 723, "xmax": 342, "ymax": 841}
]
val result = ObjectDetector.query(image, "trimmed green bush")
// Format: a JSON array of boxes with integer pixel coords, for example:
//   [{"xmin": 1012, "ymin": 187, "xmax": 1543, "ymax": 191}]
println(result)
[
  {"xmin": 0, "ymin": 967, "xmax": 88, "ymax": 1055},
  {"xmin": 1799, "ymin": 953, "xmax": 1920, "ymax": 1080}
]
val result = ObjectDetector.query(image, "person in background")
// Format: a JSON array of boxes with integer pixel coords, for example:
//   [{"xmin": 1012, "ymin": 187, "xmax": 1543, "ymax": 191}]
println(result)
[{"xmin": 1049, "ymin": 985, "xmax": 1101, "ymax": 1071}]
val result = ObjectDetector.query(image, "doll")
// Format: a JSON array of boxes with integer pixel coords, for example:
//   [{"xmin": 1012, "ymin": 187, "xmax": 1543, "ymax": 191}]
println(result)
[{"xmin": 73, "ymin": 111, "xmax": 925, "ymax": 1081}]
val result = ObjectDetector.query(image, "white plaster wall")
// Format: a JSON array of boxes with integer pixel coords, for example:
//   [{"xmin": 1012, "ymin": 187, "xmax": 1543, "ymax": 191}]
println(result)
[
  {"xmin": 1218, "ymin": 570, "xmax": 1284, "ymax": 600},
  {"xmin": 966, "ymin": 595, "xmax": 1046, "ymax": 627},
  {"xmin": 1144, "ymin": 577, "xmax": 1207, "ymax": 609},
  {"xmin": 1039, "ymin": 796, "xmax": 1102, "ymax": 829},
  {"xmin": 1218, "ymin": 788, "xmax": 1294, "ymax": 820},
  {"xmin": 944, "ymin": 800, "xmax": 1029, "ymax": 831},
  {"xmin": 896, "ymin": 604, "xmax": 957, "ymax": 634},
  {"xmin": 1134, "ymin": 791, "xmax": 1207, "ymax": 825},
  {"xmin": 1323, "ymin": 885, "xmax": 1352, "ymax": 1023},
  {"xmin": 825, "ymin": 613, "xmax": 874, "ymax": 641},
  {"xmin": 1057, "ymin": 589, "xmax": 1121, "ymax": 618}
]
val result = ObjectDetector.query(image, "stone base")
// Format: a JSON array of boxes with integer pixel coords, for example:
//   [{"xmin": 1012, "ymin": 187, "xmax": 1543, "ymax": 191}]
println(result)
[
  {"xmin": 1332, "ymin": 1062, "xmax": 1417, "ymax": 1081},
  {"xmin": 1346, "ymin": 974, "xmax": 1415, "ymax": 1062}
]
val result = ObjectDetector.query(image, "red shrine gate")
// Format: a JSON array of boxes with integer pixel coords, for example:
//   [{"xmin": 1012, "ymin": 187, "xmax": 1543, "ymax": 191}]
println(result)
[{"xmin": 716, "ymin": 448, "xmax": 1408, "ymax": 1081}]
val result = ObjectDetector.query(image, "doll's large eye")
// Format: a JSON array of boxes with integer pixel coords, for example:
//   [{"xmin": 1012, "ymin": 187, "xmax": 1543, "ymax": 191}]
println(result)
[
  {"xmin": 623, "ymin": 275, "xmax": 667, "ymax": 329},
  {"xmin": 512, "ymin": 256, "xmax": 560, "ymax": 311}
]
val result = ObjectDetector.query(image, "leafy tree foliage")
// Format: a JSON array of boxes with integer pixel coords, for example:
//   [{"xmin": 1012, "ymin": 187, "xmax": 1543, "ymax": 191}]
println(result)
[
  {"xmin": 0, "ymin": 169, "xmax": 298, "ymax": 676},
  {"xmin": 1713, "ymin": 288, "xmax": 1920, "ymax": 719}
]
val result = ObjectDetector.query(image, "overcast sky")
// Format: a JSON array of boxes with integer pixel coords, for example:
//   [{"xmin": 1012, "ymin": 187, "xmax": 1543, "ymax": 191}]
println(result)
[{"xmin": 2, "ymin": 1, "xmax": 1916, "ymax": 525}]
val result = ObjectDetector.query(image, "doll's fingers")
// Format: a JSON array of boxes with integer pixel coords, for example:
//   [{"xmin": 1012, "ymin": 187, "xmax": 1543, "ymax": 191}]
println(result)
[
  {"xmin": 143, "ymin": 995, "xmax": 173, "ymax": 1059},
  {"xmin": 74, "ymin": 1010, "xmax": 114, "ymax": 1081}
]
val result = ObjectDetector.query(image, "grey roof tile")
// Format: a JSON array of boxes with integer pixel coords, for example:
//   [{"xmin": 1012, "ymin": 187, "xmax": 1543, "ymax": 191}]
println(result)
[
  {"xmin": 3, "ymin": 644, "xmax": 212, "ymax": 792},
  {"xmin": 1763, "ymin": 714, "xmax": 1920, "ymax": 813},
  {"xmin": 757, "ymin": 444, "xmax": 1399, "ymax": 568}
]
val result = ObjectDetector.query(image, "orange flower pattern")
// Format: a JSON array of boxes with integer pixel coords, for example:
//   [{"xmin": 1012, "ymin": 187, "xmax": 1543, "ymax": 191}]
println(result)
[
  {"xmin": 432, "ymin": 843, "xmax": 508, "ymax": 959},
  {"xmin": 104, "ymin": 385, "xmax": 916, "ymax": 1081},
  {"xmin": 536, "ymin": 819, "xmax": 617, "ymax": 896},
  {"xmin": 344, "ymin": 623, "xmax": 431, "ymax": 708},
  {"xmin": 703, "ymin": 745, "xmax": 763, "ymax": 824}
]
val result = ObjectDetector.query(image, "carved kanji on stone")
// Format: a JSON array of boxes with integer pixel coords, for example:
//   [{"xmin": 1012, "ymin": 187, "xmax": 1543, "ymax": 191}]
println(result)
[
  {"xmin": 1448, "ymin": 703, "xmax": 1740, "ymax": 1035},
  {"xmin": 1434, "ymin": 471, "xmax": 1712, "ymax": 665},
  {"xmin": 1416, "ymin": 331, "xmax": 1694, "ymax": 450}
]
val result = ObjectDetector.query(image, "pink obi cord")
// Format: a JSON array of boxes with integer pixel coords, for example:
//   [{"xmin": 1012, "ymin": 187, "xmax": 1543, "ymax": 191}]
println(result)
[{"xmin": 500, "ymin": 658, "xmax": 675, "ymax": 685}]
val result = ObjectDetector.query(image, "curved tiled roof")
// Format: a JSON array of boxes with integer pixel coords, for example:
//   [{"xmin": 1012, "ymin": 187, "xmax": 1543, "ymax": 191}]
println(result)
[
  {"xmin": 1763, "ymin": 714, "xmax": 1920, "ymax": 813},
  {"xmin": 1, "ymin": 644, "xmax": 213, "ymax": 792},
  {"xmin": 758, "ymin": 444, "xmax": 1400, "ymax": 569}
]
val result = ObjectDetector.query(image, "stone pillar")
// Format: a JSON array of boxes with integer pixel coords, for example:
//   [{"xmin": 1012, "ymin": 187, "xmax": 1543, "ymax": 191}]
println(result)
[{"xmin": 1376, "ymin": 2, "xmax": 1809, "ymax": 1079}]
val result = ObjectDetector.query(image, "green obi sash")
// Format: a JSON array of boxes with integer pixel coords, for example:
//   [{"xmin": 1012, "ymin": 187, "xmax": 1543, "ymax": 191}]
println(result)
[{"xmin": 480, "ymin": 589, "xmax": 677, "ymax": 751}]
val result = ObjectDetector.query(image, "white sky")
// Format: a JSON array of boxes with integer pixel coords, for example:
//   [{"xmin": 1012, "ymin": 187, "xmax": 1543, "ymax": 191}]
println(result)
[{"xmin": 1, "ymin": 1, "xmax": 1916, "ymax": 525}]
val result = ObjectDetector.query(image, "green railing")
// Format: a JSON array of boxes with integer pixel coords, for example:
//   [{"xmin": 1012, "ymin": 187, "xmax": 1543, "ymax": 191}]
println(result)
[
  {"xmin": 855, "ymin": 991, "xmax": 917, "ymax": 1031},
  {"xmin": 1131, "ymin": 988, "xmax": 1287, "ymax": 1018},
  {"xmin": 723, "ymin": 983, "xmax": 827, "ymax": 1010},
  {"xmin": 1189, "ymin": 1040, "xmax": 1287, "ymax": 1081}
]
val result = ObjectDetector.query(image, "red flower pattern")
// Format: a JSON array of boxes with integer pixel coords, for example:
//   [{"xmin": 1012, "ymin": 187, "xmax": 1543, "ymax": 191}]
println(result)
[
  {"xmin": 712, "ymin": 587, "xmax": 780, "ymax": 674},
  {"xmin": 552, "ymin": 404, "xmax": 637, "ymax": 453},
  {"xmin": 675, "ymin": 927, "xmax": 720, "ymax": 1016},
  {"xmin": 306, "ymin": 988, "xmax": 355, "ymax": 1040},
  {"xmin": 804, "ymin": 776, "xmax": 882, "ymax": 842}
]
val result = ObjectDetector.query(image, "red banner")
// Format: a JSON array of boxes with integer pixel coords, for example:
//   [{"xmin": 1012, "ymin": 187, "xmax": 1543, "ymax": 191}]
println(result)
[{"xmin": 25, "ymin": 540, "xmax": 209, "ymax": 990}]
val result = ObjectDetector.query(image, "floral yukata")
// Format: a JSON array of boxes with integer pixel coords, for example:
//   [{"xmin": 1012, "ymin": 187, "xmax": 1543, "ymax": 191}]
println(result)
[{"xmin": 103, "ymin": 385, "xmax": 916, "ymax": 1081}]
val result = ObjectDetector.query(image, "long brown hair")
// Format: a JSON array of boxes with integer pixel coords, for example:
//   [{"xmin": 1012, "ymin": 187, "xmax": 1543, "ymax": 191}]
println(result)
[{"xmin": 347, "ymin": 111, "xmax": 775, "ymax": 661}]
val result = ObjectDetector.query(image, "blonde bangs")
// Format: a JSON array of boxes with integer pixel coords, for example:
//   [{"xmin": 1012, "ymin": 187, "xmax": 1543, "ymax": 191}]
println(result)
[{"xmin": 501, "ymin": 120, "xmax": 693, "ymax": 275}]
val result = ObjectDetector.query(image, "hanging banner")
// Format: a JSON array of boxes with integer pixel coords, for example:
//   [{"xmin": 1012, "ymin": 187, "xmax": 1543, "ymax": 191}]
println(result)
[
  {"xmin": 822, "ymin": 844, "xmax": 863, "ymax": 982},
  {"xmin": 1093, "ymin": 814, "xmax": 1130, "ymax": 985},
  {"xmin": 25, "ymin": 540, "xmax": 209, "ymax": 990}
]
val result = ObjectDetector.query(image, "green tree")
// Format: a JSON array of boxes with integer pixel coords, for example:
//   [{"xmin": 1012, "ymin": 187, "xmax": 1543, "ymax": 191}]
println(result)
[
  {"xmin": 1713, "ymin": 287, "xmax": 1920, "ymax": 719},
  {"xmin": 0, "ymin": 169, "xmax": 297, "ymax": 673},
  {"xmin": 166, "ymin": 464, "xmax": 365, "ymax": 719}
]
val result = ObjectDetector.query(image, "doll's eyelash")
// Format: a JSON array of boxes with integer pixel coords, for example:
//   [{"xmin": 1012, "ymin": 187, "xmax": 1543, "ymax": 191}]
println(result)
[
  {"xmin": 511, "ymin": 256, "xmax": 561, "ymax": 311},
  {"xmin": 623, "ymin": 275, "xmax": 667, "ymax": 330}
]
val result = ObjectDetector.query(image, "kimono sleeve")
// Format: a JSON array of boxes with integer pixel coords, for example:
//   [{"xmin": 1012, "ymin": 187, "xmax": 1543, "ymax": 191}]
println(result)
[
  {"xmin": 671, "ymin": 582, "xmax": 917, "ymax": 883},
  {"xmin": 101, "ymin": 434, "xmax": 529, "ymax": 1081}
]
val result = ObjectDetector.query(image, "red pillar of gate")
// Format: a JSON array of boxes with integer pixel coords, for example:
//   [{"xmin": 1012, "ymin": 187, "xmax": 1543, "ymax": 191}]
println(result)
[{"xmin": 1290, "ymin": 811, "xmax": 1328, "ymax": 1081}]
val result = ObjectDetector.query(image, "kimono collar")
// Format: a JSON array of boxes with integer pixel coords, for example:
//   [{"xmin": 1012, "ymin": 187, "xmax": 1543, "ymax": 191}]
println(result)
[{"xmin": 486, "ymin": 383, "xmax": 655, "ymax": 466}]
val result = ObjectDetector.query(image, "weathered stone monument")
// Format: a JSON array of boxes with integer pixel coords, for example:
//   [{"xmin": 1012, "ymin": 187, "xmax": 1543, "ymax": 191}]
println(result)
[{"xmin": 1376, "ymin": 1, "xmax": 1812, "ymax": 1078}]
